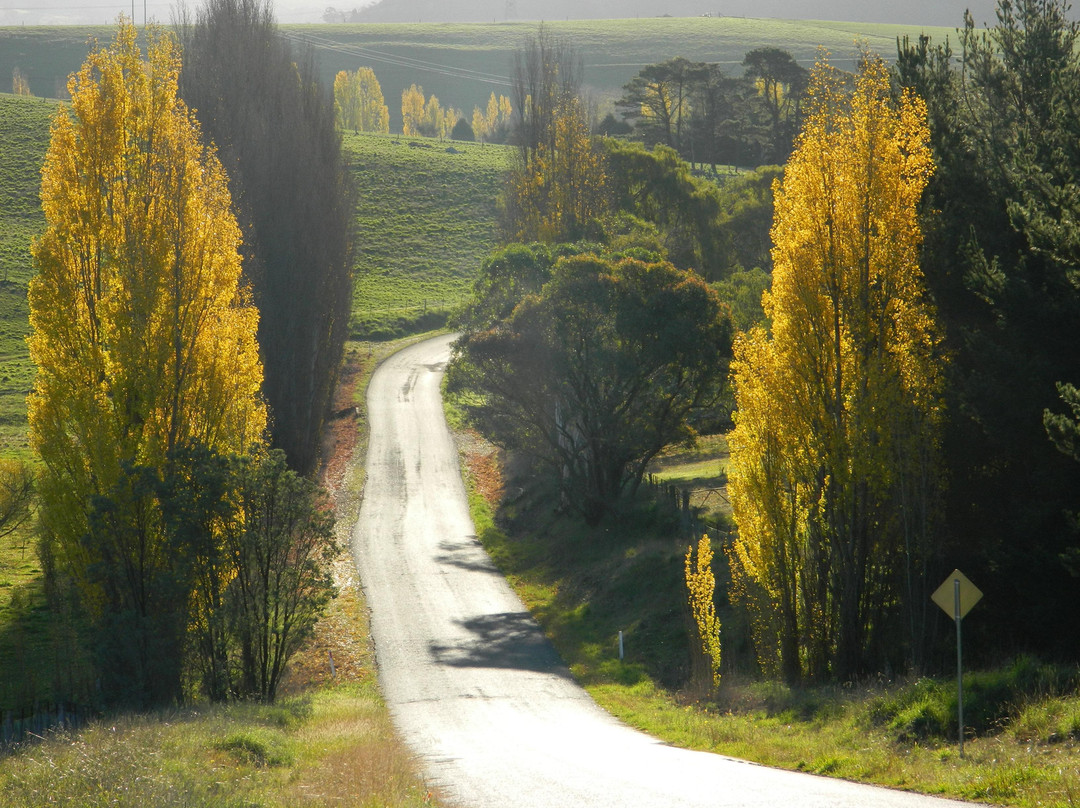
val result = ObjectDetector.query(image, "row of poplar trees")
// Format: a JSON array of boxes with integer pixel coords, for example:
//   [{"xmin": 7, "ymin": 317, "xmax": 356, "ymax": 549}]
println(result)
[
  {"xmin": 30, "ymin": 0, "xmax": 353, "ymax": 707},
  {"xmin": 730, "ymin": 0, "xmax": 1080, "ymax": 681}
]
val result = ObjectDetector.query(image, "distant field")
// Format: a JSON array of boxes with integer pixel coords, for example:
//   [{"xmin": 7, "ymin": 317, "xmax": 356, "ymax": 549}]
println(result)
[
  {"xmin": 1, "ymin": 17, "xmax": 957, "ymax": 127},
  {"xmin": 273, "ymin": 17, "xmax": 957, "ymax": 129}
]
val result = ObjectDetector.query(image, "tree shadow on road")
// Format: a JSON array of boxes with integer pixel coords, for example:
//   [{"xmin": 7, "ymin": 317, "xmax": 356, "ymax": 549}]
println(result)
[
  {"xmin": 433, "ymin": 537, "xmax": 505, "ymax": 576},
  {"xmin": 428, "ymin": 611, "xmax": 573, "ymax": 678}
]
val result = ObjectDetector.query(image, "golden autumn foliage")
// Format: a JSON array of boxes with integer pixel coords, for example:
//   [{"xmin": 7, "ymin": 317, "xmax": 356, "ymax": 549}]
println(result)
[
  {"xmin": 401, "ymin": 83, "xmax": 425, "ymax": 135},
  {"xmin": 11, "ymin": 67, "xmax": 30, "ymax": 96},
  {"xmin": 728, "ymin": 55, "xmax": 945, "ymax": 681},
  {"xmin": 28, "ymin": 21, "xmax": 266, "ymax": 704},
  {"xmin": 685, "ymin": 534, "xmax": 722, "ymax": 688},
  {"xmin": 399, "ymin": 82, "xmax": 460, "ymax": 138},
  {"xmin": 333, "ymin": 66, "xmax": 389, "ymax": 133},
  {"xmin": 504, "ymin": 94, "xmax": 608, "ymax": 242},
  {"xmin": 472, "ymin": 91, "xmax": 513, "ymax": 144}
]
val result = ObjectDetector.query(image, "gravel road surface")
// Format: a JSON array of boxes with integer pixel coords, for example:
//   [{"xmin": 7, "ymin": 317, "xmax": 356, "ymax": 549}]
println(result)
[{"xmin": 350, "ymin": 333, "xmax": 975, "ymax": 808}]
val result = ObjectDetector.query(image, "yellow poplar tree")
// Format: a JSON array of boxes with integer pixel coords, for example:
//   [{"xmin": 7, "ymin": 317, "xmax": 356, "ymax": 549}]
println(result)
[
  {"xmin": 334, "ymin": 67, "xmax": 389, "ymax": 133},
  {"xmin": 505, "ymin": 94, "xmax": 608, "ymax": 241},
  {"xmin": 486, "ymin": 90, "xmax": 500, "ymax": 133},
  {"xmin": 473, "ymin": 93, "xmax": 512, "ymax": 144},
  {"xmin": 685, "ymin": 534, "xmax": 722, "ymax": 689},
  {"xmin": 28, "ymin": 21, "xmax": 266, "ymax": 705},
  {"xmin": 333, "ymin": 69, "xmax": 361, "ymax": 130},
  {"xmin": 728, "ymin": 54, "xmax": 944, "ymax": 681},
  {"xmin": 356, "ymin": 67, "xmax": 389, "ymax": 133},
  {"xmin": 12, "ymin": 67, "xmax": 30, "ymax": 96},
  {"xmin": 423, "ymin": 93, "xmax": 443, "ymax": 137},
  {"xmin": 401, "ymin": 83, "xmax": 425, "ymax": 135},
  {"xmin": 472, "ymin": 105, "xmax": 489, "ymax": 143}
]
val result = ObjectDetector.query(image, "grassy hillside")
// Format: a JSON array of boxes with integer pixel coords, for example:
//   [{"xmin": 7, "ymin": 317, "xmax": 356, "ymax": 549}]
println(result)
[
  {"xmin": 345, "ymin": 132, "xmax": 508, "ymax": 338},
  {"xmin": 0, "ymin": 93, "xmax": 52, "ymax": 456},
  {"xmin": 2, "ymin": 17, "xmax": 957, "ymax": 126}
]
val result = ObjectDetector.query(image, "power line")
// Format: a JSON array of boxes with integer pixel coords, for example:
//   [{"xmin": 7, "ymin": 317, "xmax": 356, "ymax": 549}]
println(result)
[
  {"xmin": 0, "ymin": 3, "xmax": 168, "ymax": 8},
  {"xmin": 283, "ymin": 30, "xmax": 514, "ymax": 87}
]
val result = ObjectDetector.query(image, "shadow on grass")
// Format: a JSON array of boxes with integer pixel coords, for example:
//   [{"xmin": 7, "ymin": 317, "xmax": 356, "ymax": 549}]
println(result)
[{"xmin": 0, "ymin": 577, "xmax": 95, "ymax": 715}]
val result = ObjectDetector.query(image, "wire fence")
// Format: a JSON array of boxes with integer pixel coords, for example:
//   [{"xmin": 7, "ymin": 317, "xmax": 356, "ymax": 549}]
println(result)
[
  {"xmin": 642, "ymin": 474, "xmax": 731, "ymax": 545},
  {"xmin": 357, "ymin": 298, "xmax": 464, "ymax": 316}
]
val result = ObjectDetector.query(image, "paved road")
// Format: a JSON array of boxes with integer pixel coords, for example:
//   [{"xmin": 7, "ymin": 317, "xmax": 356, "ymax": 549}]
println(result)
[{"xmin": 351, "ymin": 334, "xmax": 975, "ymax": 808}]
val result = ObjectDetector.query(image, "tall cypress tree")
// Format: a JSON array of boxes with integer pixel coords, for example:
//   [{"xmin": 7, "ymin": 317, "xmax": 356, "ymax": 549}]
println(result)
[{"xmin": 179, "ymin": 0, "xmax": 354, "ymax": 474}]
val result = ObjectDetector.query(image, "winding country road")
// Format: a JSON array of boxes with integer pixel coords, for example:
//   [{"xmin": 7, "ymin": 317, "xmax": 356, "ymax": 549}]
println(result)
[{"xmin": 350, "ymin": 334, "xmax": 975, "ymax": 808}]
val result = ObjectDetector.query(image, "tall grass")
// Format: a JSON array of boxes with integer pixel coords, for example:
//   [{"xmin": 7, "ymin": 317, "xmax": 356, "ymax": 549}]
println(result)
[{"xmin": 0, "ymin": 684, "xmax": 436, "ymax": 808}]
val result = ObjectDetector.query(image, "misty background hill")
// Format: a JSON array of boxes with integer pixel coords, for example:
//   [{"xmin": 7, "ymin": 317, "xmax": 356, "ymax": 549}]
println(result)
[
  {"xmin": 0, "ymin": 0, "xmax": 1016, "ymax": 29},
  {"xmin": 346, "ymin": 0, "xmax": 1004, "ymax": 28}
]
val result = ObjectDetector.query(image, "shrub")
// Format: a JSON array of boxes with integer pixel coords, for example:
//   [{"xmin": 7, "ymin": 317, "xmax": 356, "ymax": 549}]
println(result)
[{"xmin": 451, "ymin": 117, "xmax": 475, "ymax": 141}]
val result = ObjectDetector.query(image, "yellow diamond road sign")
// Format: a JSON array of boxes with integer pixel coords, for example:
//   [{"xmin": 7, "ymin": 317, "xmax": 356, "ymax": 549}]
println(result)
[{"xmin": 932, "ymin": 569, "xmax": 982, "ymax": 620}]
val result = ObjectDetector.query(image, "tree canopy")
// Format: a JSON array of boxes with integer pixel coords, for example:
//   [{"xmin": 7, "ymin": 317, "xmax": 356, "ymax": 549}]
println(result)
[
  {"xmin": 728, "ymin": 55, "xmax": 945, "ymax": 681},
  {"xmin": 453, "ymin": 247, "xmax": 732, "ymax": 524},
  {"xmin": 896, "ymin": 0, "xmax": 1080, "ymax": 655},
  {"xmin": 334, "ymin": 66, "xmax": 390, "ymax": 133},
  {"xmin": 617, "ymin": 48, "xmax": 807, "ymax": 169},
  {"xmin": 503, "ymin": 27, "xmax": 609, "ymax": 242},
  {"xmin": 29, "ymin": 21, "xmax": 266, "ymax": 706},
  {"xmin": 179, "ymin": 0, "xmax": 354, "ymax": 475}
]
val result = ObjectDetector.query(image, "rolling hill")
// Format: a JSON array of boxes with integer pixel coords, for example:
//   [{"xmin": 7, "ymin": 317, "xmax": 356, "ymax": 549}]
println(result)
[
  {"xmin": 347, "ymin": 0, "xmax": 1002, "ymax": 27},
  {"xmin": 5, "ymin": 17, "xmax": 957, "ymax": 131}
]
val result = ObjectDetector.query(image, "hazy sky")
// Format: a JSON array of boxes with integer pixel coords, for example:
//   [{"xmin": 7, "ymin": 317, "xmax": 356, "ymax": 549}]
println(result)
[{"xmin": 0, "ymin": 0, "xmax": 1053, "ymax": 30}]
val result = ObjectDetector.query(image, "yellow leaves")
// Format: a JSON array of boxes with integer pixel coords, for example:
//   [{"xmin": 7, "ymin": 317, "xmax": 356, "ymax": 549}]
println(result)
[
  {"xmin": 507, "ymin": 94, "xmax": 608, "ymax": 242},
  {"xmin": 728, "ymin": 53, "xmax": 945, "ymax": 679},
  {"xmin": 12, "ymin": 67, "xmax": 31, "ymax": 96},
  {"xmin": 28, "ymin": 20, "xmax": 266, "ymax": 590},
  {"xmin": 473, "ymin": 93, "xmax": 512, "ymax": 143},
  {"xmin": 685, "ymin": 533, "xmax": 722, "ymax": 688},
  {"xmin": 399, "ymin": 83, "xmax": 460, "ymax": 138},
  {"xmin": 335, "ymin": 67, "xmax": 391, "ymax": 132},
  {"xmin": 401, "ymin": 83, "xmax": 425, "ymax": 136},
  {"xmin": 348, "ymin": 67, "xmax": 390, "ymax": 133}
]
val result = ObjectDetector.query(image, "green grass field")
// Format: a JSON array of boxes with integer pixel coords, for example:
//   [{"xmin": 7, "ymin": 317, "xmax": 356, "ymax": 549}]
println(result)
[
  {"xmin": 0, "ymin": 94, "xmax": 50, "ymax": 458},
  {"xmin": 345, "ymin": 132, "xmax": 508, "ymax": 338},
  {"xmin": 2, "ymin": 16, "xmax": 958, "ymax": 127},
  {"xmin": 275, "ymin": 17, "xmax": 957, "ymax": 129},
  {"xmin": 0, "ymin": 95, "xmax": 52, "ymax": 713}
]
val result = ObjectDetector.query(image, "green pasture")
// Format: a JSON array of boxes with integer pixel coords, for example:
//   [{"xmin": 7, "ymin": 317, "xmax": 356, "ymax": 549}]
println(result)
[
  {"xmin": 344, "ymin": 132, "xmax": 508, "ymax": 338},
  {"xmin": 0, "ymin": 93, "xmax": 51, "ymax": 457},
  {"xmin": 2, "ymin": 16, "xmax": 958, "ymax": 126},
  {"xmin": 284, "ymin": 17, "xmax": 957, "ymax": 128}
]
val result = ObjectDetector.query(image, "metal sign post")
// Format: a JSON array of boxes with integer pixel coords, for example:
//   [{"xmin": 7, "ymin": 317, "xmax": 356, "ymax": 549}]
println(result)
[
  {"xmin": 954, "ymin": 579, "xmax": 963, "ymax": 756},
  {"xmin": 932, "ymin": 569, "xmax": 982, "ymax": 758}
]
